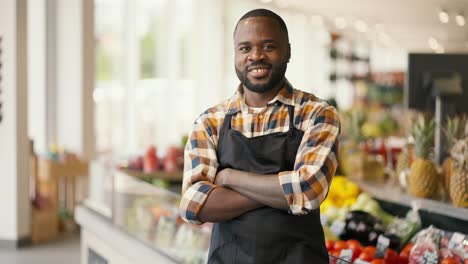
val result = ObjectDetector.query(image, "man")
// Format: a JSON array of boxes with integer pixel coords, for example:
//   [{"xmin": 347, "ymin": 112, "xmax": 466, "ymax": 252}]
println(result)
[{"xmin": 179, "ymin": 9, "xmax": 340, "ymax": 264}]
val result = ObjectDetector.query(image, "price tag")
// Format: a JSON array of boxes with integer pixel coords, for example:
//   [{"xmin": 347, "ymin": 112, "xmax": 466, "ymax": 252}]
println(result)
[
  {"xmin": 448, "ymin": 232, "xmax": 465, "ymax": 250},
  {"xmin": 354, "ymin": 259, "xmax": 371, "ymax": 264},
  {"xmin": 422, "ymin": 250, "xmax": 438, "ymax": 264},
  {"xmin": 330, "ymin": 221, "xmax": 346, "ymax": 236},
  {"xmin": 375, "ymin": 235, "xmax": 390, "ymax": 258},
  {"xmin": 337, "ymin": 249, "xmax": 353, "ymax": 264}
]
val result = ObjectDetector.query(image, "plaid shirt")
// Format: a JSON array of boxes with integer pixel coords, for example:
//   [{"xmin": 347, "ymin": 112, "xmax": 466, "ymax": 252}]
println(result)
[{"xmin": 179, "ymin": 81, "xmax": 340, "ymax": 224}]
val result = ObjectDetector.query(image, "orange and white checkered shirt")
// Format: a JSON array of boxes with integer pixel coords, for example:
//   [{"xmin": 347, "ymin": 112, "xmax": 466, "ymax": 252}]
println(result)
[{"xmin": 179, "ymin": 81, "xmax": 341, "ymax": 224}]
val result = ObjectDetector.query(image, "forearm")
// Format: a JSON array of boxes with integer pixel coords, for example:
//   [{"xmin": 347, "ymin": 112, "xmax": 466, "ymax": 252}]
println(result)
[
  {"xmin": 219, "ymin": 169, "xmax": 289, "ymax": 210},
  {"xmin": 197, "ymin": 187, "xmax": 263, "ymax": 223}
]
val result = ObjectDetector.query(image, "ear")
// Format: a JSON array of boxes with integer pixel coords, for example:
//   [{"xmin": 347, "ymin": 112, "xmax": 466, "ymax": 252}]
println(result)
[{"xmin": 287, "ymin": 43, "xmax": 291, "ymax": 62}]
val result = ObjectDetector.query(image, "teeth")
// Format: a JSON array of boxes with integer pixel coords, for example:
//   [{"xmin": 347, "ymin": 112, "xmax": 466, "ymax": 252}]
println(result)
[{"xmin": 252, "ymin": 68, "xmax": 267, "ymax": 73}]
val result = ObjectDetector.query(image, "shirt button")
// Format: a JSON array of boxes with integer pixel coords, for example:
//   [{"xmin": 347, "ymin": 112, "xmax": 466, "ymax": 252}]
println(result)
[{"xmin": 258, "ymin": 114, "xmax": 263, "ymax": 119}]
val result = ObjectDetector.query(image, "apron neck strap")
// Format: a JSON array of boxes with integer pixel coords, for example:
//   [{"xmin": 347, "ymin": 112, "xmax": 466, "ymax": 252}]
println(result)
[{"xmin": 288, "ymin": 105, "xmax": 295, "ymax": 129}]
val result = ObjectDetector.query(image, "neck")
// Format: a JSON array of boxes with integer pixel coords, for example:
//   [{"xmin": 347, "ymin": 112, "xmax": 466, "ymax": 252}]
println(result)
[{"xmin": 243, "ymin": 79, "xmax": 285, "ymax": 107}]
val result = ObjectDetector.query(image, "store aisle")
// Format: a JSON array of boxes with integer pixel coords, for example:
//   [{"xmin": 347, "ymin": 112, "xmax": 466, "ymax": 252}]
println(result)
[{"xmin": 0, "ymin": 233, "xmax": 80, "ymax": 264}]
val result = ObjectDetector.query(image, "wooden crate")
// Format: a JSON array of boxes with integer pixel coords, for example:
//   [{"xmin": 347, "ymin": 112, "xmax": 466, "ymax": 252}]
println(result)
[{"xmin": 31, "ymin": 208, "xmax": 58, "ymax": 244}]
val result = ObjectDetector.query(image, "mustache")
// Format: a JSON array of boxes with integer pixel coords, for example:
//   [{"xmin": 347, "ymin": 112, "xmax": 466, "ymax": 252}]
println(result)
[{"xmin": 246, "ymin": 62, "xmax": 272, "ymax": 70}]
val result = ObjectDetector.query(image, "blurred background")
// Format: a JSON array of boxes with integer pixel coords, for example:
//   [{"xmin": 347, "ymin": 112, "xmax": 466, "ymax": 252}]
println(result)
[{"xmin": 0, "ymin": 0, "xmax": 467, "ymax": 263}]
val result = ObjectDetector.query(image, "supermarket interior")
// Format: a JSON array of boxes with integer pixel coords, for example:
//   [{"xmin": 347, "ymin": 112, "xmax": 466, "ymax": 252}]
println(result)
[{"xmin": 0, "ymin": 0, "xmax": 468, "ymax": 263}]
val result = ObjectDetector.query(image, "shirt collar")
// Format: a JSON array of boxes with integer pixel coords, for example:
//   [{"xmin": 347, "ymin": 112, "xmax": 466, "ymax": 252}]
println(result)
[{"xmin": 226, "ymin": 80, "xmax": 294, "ymax": 115}]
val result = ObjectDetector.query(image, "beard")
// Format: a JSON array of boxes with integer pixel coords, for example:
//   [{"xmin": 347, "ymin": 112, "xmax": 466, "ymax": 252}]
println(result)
[{"xmin": 235, "ymin": 61, "xmax": 287, "ymax": 93}]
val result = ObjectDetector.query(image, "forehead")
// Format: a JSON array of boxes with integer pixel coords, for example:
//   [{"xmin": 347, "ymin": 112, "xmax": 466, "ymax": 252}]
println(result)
[{"xmin": 234, "ymin": 16, "xmax": 286, "ymax": 44}]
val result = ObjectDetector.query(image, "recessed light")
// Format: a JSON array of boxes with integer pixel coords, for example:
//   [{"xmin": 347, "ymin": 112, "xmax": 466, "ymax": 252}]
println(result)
[
  {"xmin": 439, "ymin": 10, "xmax": 449, "ymax": 24},
  {"xmin": 334, "ymin": 17, "xmax": 347, "ymax": 29},
  {"xmin": 428, "ymin": 37, "xmax": 439, "ymax": 50},
  {"xmin": 455, "ymin": 14, "xmax": 466, "ymax": 26},
  {"xmin": 260, "ymin": 0, "xmax": 273, "ymax": 3}
]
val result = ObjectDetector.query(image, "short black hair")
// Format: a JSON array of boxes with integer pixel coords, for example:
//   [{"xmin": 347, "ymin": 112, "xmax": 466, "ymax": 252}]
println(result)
[{"xmin": 234, "ymin": 9, "xmax": 289, "ymax": 42}]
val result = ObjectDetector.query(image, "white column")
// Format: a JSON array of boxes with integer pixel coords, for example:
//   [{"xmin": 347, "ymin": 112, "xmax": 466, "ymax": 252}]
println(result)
[
  {"xmin": 0, "ymin": 0, "xmax": 31, "ymax": 243},
  {"xmin": 193, "ymin": 0, "xmax": 225, "ymax": 114},
  {"xmin": 27, "ymin": 0, "xmax": 47, "ymax": 153},
  {"xmin": 54, "ymin": 0, "xmax": 95, "ymax": 160}
]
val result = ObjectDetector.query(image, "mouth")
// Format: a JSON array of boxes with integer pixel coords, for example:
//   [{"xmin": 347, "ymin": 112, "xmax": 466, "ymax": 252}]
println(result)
[{"xmin": 247, "ymin": 66, "xmax": 271, "ymax": 79}]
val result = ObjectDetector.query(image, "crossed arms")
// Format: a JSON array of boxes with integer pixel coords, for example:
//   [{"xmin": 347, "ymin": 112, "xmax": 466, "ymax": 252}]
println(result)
[{"xmin": 179, "ymin": 105, "xmax": 340, "ymax": 224}]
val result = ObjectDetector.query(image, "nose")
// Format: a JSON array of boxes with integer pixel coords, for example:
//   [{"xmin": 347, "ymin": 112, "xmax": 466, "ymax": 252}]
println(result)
[{"xmin": 248, "ymin": 47, "xmax": 265, "ymax": 61}]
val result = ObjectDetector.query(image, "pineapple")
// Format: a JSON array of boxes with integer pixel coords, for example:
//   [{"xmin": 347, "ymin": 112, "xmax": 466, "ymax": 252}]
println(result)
[
  {"xmin": 449, "ymin": 138, "xmax": 468, "ymax": 207},
  {"xmin": 442, "ymin": 115, "xmax": 467, "ymax": 193},
  {"xmin": 408, "ymin": 115, "xmax": 439, "ymax": 198}
]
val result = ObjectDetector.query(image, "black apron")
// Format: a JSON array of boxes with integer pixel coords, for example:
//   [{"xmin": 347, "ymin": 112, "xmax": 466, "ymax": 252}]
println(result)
[{"xmin": 208, "ymin": 105, "xmax": 329, "ymax": 264}]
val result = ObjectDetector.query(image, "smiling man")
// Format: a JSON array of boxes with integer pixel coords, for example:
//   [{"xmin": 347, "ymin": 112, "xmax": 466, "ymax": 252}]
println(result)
[{"xmin": 179, "ymin": 9, "xmax": 340, "ymax": 264}]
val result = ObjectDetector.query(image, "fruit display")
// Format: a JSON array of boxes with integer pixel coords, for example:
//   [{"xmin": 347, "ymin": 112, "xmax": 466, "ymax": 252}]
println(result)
[
  {"xmin": 349, "ymin": 193, "xmax": 395, "ymax": 227},
  {"xmin": 407, "ymin": 115, "xmax": 439, "ymax": 199},
  {"xmin": 448, "ymin": 138, "xmax": 468, "ymax": 207},
  {"xmin": 442, "ymin": 115, "xmax": 467, "ymax": 195},
  {"xmin": 118, "ymin": 144, "xmax": 185, "ymax": 185},
  {"xmin": 321, "ymin": 176, "xmax": 361, "ymax": 211},
  {"xmin": 327, "ymin": 226, "xmax": 467, "ymax": 264},
  {"xmin": 409, "ymin": 226, "xmax": 466, "ymax": 264}
]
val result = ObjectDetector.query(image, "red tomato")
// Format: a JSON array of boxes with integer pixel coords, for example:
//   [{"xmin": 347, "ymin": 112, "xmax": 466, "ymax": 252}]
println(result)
[
  {"xmin": 401, "ymin": 243, "xmax": 414, "ymax": 254},
  {"xmin": 326, "ymin": 240, "xmax": 335, "ymax": 252},
  {"xmin": 358, "ymin": 251, "xmax": 374, "ymax": 262},
  {"xmin": 440, "ymin": 257, "xmax": 459, "ymax": 264},
  {"xmin": 363, "ymin": 246, "xmax": 377, "ymax": 258},
  {"xmin": 352, "ymin": 247, "xmax": 363, "ymax": 262},
  {"xmin": 332, "ymin": 249, "xmax": 342, "ymax": 258},
  {"xmin": 347, "ymin": 239, "xmax": 361, "ymax": 249},
  {"xmin": 371, "ymin": 259, "xmax": 386, "ymax": 264},
  {"xmin": 398, "ymin": 255, "xmax": 409, "ymax": 264},
  {"xmin": 385, "ymin": 249, "xmax": 399, "ymax": 264},
  {"xmin": 334, "ymin": 241, "xmax": 348, "ymax": 251}
]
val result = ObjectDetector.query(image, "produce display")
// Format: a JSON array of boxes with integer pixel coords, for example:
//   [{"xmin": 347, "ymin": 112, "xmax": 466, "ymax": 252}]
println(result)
[{"xmin": 327, "ymin": 226, "xmax": 467, "ymax": 264}]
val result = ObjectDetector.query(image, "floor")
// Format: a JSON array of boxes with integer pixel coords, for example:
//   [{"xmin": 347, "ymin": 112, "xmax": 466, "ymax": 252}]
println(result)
[{"xmin": 0, "ymin": 233, "xmax": 80, "ymax": 264}]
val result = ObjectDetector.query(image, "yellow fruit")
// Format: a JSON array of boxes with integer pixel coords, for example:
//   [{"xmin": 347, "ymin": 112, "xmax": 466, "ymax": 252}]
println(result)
[
  {"xmin": 450, "ymin": 168, "xmax": 468, "ymax": 207},
  {"xmin": 449, "ymin": 138, "xmax": 468, "ymax": 207},
  {"xmin": 442, "ymin": 157, "xmax": 454, "ymax": 194},
  {"xmin": 408, "ymin": 159, "xmax": 439, "ymax": 198}
]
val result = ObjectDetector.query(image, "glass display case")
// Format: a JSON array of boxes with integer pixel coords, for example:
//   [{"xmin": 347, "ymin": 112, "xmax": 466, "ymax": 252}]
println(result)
[
  {"xmin": 83, "ymin": 165, "xmax": 211, "ymax": 264},
  {"xmin": 112, "ymin": 170, "xmax": 211, "ymax": 264}
]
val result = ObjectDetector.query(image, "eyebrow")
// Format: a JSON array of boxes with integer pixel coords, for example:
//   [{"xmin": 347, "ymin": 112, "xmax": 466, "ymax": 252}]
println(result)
[{"xmin": 236, "ymin": 39, "xmax": 277, "ymax": 47}]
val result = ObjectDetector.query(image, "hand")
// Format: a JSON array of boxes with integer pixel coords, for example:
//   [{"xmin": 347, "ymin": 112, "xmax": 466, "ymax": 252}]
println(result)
[{"xmin": 215, "ymin": 168, "xmax": 231, "ymax": 187}]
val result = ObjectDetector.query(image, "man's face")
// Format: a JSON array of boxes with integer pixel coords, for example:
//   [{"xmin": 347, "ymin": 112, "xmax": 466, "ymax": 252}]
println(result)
[{"xmin": 234, "ymin": 17, "xmax": 290, "ymax": 93}]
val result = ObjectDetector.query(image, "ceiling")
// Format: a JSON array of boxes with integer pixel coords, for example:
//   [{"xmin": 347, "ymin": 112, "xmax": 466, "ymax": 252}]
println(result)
[{"xmin": 256, "ymin": 0, "xmax": 468, "ymax": 52}]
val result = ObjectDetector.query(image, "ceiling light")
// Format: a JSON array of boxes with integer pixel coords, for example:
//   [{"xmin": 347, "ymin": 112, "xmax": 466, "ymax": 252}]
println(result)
[
  {"xmin": 354, "ymin": 19, "xmax": 368, "ymax": 32},
  {"xmin": 428, "ymin": 37, "xmax": 439, "ymax": 50},
  {"xmin": 455, "ymin": 14, "xmax": 466, "ymax": 26},
  {"xmin": 310, "ymin": 15, "xmax": 324, "ymax": 27},
  {"xmin": 334, "ymin": 17, "xmax": 347, "ymax": 29},
  {"xmin": 276, "ymin": 0, "xmax": 288, "ymax": 8},
  {"xmin": 260, "ymin": 0, "xmax": 273, "ymax": 3},
  {"xmin": 439, "ymin": 10, "xmax": 449, "ymax": 23}
]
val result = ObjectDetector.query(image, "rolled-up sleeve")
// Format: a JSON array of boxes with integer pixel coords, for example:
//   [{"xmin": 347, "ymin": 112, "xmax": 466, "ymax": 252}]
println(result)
[
  {"xmin": 179, "ymin": 117, "xmax": 219, "ymax": 224},
  {"xmin": 278, "ymin": 105, "xmax": 340, "ymax": 215}
]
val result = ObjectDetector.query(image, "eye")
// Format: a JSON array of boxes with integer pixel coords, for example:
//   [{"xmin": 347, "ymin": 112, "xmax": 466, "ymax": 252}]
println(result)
[
  {"xmin": 264, "ymin": 44, "xmax": 275, "ymax": 50},
  {"xmin": 239, "ymin": 46, "xmax": 250, "ymax": 52}
]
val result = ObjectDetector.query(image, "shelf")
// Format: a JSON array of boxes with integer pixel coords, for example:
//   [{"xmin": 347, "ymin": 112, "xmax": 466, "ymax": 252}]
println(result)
[{"xmin": 353, "ymin": 180, "xmax": 468, "ymax": 222}]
